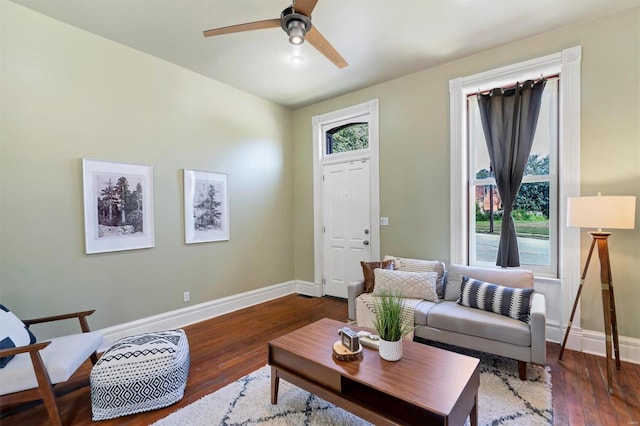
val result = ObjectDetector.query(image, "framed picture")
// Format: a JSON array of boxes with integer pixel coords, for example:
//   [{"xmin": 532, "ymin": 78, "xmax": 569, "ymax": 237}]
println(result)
[
  {"xmin": 82, "ymin": 159, "xmax": 155, "ymax": 254},
  {"xmin": 184, "ymin": 169, "xmax": 229, "ymax": 244}
]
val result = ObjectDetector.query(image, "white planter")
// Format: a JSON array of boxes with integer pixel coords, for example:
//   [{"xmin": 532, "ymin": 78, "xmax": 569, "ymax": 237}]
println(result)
[{"xmin": 378, "ymin": 338, "xmax": 403, "ymax": 361}]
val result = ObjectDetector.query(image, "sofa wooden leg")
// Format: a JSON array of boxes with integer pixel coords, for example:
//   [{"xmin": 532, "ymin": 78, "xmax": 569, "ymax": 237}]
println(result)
[{"xmin": 518, "ymin": 361, "xmax": 527, "ymax": 380}]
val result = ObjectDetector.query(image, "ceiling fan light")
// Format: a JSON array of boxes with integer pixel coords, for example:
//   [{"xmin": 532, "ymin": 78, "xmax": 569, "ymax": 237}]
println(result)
[{"xmin": 287, "ymin": 20, "xmax": 306, "ymax": 45}]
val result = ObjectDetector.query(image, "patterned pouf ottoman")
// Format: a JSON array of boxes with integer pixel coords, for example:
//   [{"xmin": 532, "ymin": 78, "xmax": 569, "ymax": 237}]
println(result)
[{"xmin": 90, "ymin": 329, "xmax": 190, "ymax": 420}]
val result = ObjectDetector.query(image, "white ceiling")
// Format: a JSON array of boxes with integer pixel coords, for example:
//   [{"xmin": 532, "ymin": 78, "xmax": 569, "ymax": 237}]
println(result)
[{"xmin": 10, "ymin": 0, "xmax": 640, "ymax": 108}]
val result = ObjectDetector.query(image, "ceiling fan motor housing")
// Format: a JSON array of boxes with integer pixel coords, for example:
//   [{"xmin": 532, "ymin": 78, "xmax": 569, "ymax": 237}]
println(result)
[{"xmin": 281, "ymin": 6, "xmax": 312, "ymax": 44}]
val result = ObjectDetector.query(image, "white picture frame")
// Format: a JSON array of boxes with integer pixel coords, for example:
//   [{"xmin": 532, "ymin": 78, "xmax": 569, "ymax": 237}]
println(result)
[
  {"xmin": 82, "ymin": 159, "xmax": 155, "ymax": 254},
  {"xmin": 184, "ymin": 169, "xmax": 229, "ymax": 244}
]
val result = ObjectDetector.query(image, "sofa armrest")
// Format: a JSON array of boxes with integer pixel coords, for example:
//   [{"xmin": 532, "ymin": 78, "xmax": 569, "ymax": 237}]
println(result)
[
  {"xmin": 530, "ymin": 292, "xmax": 546, "ymax": 365},
  {"xmin": 347, "ymin": 281, "xmax": 365, "ymax": 321}
]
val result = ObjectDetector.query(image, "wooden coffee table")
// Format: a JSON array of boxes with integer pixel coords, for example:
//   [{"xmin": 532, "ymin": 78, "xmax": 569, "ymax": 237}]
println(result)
[{"xmin": 268, "ymin": 318, "xmax": 480, "ymax": 426}]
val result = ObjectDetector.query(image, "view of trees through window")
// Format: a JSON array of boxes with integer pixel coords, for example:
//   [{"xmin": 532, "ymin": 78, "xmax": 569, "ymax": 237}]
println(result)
[
  {"xmin": 326, "ymin": 122, "xmax": 369, "ymax": 154},
  {"xmin": 475, "ymin": 154, "xmax": 550, "ymax": 240}
]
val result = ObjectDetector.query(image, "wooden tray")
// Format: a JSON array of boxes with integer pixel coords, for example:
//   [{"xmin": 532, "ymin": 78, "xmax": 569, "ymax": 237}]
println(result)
[{"xmin": 332, "ymin": 340, "xmax": 363, "ymax": 361}]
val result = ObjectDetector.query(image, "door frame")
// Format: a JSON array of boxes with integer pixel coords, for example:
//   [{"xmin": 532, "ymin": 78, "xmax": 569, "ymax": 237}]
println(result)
[{"xmin": 312, "ymin": 99, "xmax": 380, "ymax": 294}]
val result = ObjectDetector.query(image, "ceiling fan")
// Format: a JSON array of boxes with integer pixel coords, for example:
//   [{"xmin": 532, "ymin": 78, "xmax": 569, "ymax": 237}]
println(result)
[{"xmin": 203, "ymin": 0, "xmax": 348, "ymax": 68}]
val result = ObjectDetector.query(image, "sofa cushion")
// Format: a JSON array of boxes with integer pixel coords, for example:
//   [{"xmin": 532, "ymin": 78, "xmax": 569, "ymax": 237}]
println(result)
[
  {"xmin": 426, "ymin": 302, "xmax": 531, "ymax": 347},
  {"xmin": 360, "ymin": 260, "xmax": 394, "ymax": 293},
  {"xmin": 384, "ymin": 256, "xmax": 446, "ymax": 299},
  {"xmin": 373, "ymin": 269, "xmax": 439, "ymax": 302},
  {"xmin": 458, "ymin": 277, "xmax": 535, "ymax": 323},
  {"xmin": 444, "ymin": 264, "xmax": 534, "ymax": 301},
  {"xmin": 414, "ymin": 300, "xmax": 439, "ymax": 326},
  {"xmin": 0, "ymin": 305, "xmax": 36, "ymax": 369}
]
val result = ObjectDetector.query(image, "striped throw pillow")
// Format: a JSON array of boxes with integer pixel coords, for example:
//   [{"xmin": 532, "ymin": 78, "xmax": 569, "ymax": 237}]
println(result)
[{"xmin": 457, "ymin": 276, "xmax": 535, "ymax": 323}]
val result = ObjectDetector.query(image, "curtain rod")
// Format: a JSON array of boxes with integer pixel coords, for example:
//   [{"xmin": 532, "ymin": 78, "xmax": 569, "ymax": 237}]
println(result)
[{"xmin": 468, "ymin": 74, "xmax": 559, "ymax": 98}]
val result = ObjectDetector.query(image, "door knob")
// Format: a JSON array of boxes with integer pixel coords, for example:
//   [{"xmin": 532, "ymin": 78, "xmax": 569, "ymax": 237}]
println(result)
[{"xmin": 363, "ymin": 240, "xmax": 369, "ymax": 246}]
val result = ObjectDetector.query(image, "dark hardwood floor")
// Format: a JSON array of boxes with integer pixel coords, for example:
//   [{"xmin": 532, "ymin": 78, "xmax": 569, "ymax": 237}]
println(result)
[{"xmin": 1, "ymin": 294, "xmax": 638, "ymax": 425}]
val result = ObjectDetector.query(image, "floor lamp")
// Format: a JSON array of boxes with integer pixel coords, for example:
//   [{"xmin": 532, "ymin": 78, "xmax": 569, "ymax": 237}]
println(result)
[{"xmin": 559, "ymin": 193, "xmax": 636, "ymax": 394}]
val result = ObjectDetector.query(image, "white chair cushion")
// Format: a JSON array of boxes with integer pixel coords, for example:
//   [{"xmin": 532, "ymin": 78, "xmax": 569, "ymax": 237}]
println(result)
[{"xmin": 0, "ymin": 331, "xmax": 103, "ymax": 395}]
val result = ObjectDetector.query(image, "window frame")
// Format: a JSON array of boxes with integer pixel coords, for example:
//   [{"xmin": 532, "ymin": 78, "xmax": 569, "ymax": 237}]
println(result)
[
  {"xmin": 449, "ymin": 47, "xmax": 583, "ymax": 340},
  {"xmin": 466, "ymin": 79, "xmax": 559, "ymax": 277},
  {"xmin": 320, "ymin": 113, "xmax": 372, "ymax": 165}
]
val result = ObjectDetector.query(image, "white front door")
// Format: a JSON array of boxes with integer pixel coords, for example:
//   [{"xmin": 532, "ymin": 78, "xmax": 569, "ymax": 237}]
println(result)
[{"xmin": 322, "ymin": 159, "xmax": 372, "ymax": 298}]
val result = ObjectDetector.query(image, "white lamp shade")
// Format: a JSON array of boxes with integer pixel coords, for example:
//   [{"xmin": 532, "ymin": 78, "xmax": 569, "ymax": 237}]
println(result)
[{"xmin": 567, "ymin": 195, "xmax": 636, "ymax": 229}]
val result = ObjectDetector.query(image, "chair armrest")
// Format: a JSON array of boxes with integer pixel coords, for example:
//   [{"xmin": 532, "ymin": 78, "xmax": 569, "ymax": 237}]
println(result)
[
  {"xmin": 0, "ymin": 341, "xmax": 58, "ymax": 411},
  {"xmin": 530, "ymin": 292, "xmax": 546, "ymax": 365},
  {"xmin": 23, "ymin": 310, "xmax": 96, "ymax": 333},
  {"xmin": 0, "ymin": 341, "xmax": 50, "ymax": 358},
  {"xmin": 347, "ymin": 281, "xmax": 365, "ymax": 321}
]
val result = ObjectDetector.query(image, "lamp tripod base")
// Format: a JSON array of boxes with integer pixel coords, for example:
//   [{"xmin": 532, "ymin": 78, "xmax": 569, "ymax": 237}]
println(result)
[{"xmin": 559, "ymin": 232, "xmax": 620, "ymax": 394}]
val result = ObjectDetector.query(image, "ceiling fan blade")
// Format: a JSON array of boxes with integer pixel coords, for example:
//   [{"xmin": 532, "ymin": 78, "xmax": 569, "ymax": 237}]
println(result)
[
  {"xmin": 203, "ymin": 19, "xmax": 280, "ymax": 37},
  {"xmin": 293, "ymin": 0, "xmax": 319, "ymax": 17},
  {"xmin": 305, "ymin": 26, "xmax": 348, "ymax": 68}
]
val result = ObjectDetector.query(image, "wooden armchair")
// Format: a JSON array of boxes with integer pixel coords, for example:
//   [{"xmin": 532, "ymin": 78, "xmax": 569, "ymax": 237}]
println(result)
[{"xmin": 0, "ymin": 310, "xmax": 103, "ymax": 426}]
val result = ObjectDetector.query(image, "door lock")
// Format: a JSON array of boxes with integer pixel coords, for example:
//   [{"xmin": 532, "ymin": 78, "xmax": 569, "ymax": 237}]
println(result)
[{"xmin": 364, "ymin": 229, "xmax": 369, "ymax": 234}]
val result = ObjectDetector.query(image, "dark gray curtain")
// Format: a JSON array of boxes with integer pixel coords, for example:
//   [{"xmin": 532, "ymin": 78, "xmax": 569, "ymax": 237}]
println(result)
[{"xmin": 477, "ymin": 79, "xmax": 546, "ymax": 267}]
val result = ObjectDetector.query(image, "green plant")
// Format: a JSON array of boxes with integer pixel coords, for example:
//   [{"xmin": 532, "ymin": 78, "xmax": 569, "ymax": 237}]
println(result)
[{"xmin": 371, "ymin": 293, "xmax": 415, "ymax": 342}]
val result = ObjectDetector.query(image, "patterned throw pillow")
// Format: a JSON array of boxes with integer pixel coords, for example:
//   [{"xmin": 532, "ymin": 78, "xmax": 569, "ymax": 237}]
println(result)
[
  {"xmin": 457, "ymin": 276, "xmax": 535, "ymax": 323},
  {"xmin": 383, "ymin": 256, "xmax": 446, "ymax": 299},
  {"xmin": 373, "ymin": 269, "xmax": 439, "ymax": 302},
  {"xmin": 360, "ymin": 260, "xmax": 394, "ymax": 293},
  {"xmin": 0, "ymin": 304, "xmax": 37, "ymax": 368}
]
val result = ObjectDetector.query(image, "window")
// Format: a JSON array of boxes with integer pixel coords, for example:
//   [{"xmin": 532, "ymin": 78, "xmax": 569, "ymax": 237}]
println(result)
[
  {"xmin": 449, "ymin": 47, "xmax": 581, "ymax": 287},
  {"xmin": 468, "ymin": 78, "xmax": 559, "ymax": 276},
  {"xmin": 326, "ymin": 122, "xmax": 369, "ymax": 154}
]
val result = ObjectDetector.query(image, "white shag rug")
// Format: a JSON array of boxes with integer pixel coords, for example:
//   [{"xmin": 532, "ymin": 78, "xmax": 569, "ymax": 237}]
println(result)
[{"xmin": 153, "ymin": 347, "xmax": 552, "ymax": 426}]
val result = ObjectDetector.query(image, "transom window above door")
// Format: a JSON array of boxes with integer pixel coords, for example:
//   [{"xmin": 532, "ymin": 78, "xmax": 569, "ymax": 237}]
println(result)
[{"xmin": 326, "ymin": 122, "xmax": 369, "ymax": 154}]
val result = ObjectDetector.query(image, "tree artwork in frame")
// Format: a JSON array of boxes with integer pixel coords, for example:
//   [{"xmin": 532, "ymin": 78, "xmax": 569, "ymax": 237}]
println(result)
[
  {"xmin": 184, "ymin": 169, "xmax": 229, "ymax": 244},
  {"xmin": 82, "ymin": 159, "xmax": 155, "ymax": 254}
]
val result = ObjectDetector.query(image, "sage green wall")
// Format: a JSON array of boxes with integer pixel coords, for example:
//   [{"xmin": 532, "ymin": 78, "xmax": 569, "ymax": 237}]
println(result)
[
  {"xmin": 0, "ymin": 1, "xmax": 294, "ymax": 337},
  {"xmin": 293, "ymin": 8, "xmax": 640, "ymax": 339}
]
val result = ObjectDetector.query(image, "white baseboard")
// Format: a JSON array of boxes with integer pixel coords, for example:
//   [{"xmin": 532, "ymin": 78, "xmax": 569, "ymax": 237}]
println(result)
[
  {"xmin": 295, "ymin": 280, "xmax": 322, "ymax": 297},
  {"xmin": 97, "ymin": 280, "xmax": 297, "ymax": 352},
  {"xmin": 551, "ymin": 325, "xmax": 640, "ymax": 365},
  {"xmin": 581, "ymin": 329, "xmax": 640, "ymax": 365}
]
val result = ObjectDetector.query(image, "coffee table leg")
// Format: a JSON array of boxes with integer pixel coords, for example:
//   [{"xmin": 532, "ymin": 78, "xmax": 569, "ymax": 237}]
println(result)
[
  {"xmin": 271, "ymin": 366, "xmax": 280, "ymax": 404},
  {"xmin": 470, "ymin": 393, "xmax": 478, "ymax": 426}
]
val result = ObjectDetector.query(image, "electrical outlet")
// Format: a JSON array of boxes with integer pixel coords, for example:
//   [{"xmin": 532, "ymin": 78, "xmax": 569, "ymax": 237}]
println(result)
[
  {"xmin": 380, "ymin": 217, "xmax": 389, "ymax": 226},
  {"xmin": 183, "ymin": 291, "xmax": 190, "ymax": 302}
]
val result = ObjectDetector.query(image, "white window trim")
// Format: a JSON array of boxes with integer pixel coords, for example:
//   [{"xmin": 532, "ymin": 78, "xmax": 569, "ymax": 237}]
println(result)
[
  {"xmin": 449, "ymin": 47, "xmax": 582, "ymax": 338},
  {"xmin": 312, "ymin": 99, "xmax": 381, "ymax": 289}
]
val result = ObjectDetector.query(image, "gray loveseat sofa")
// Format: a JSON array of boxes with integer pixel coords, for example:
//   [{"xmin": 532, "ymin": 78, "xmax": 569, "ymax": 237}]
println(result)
[{"xmin": 348, "ymin": 263, "xmax": 546, "ymax": 379}]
